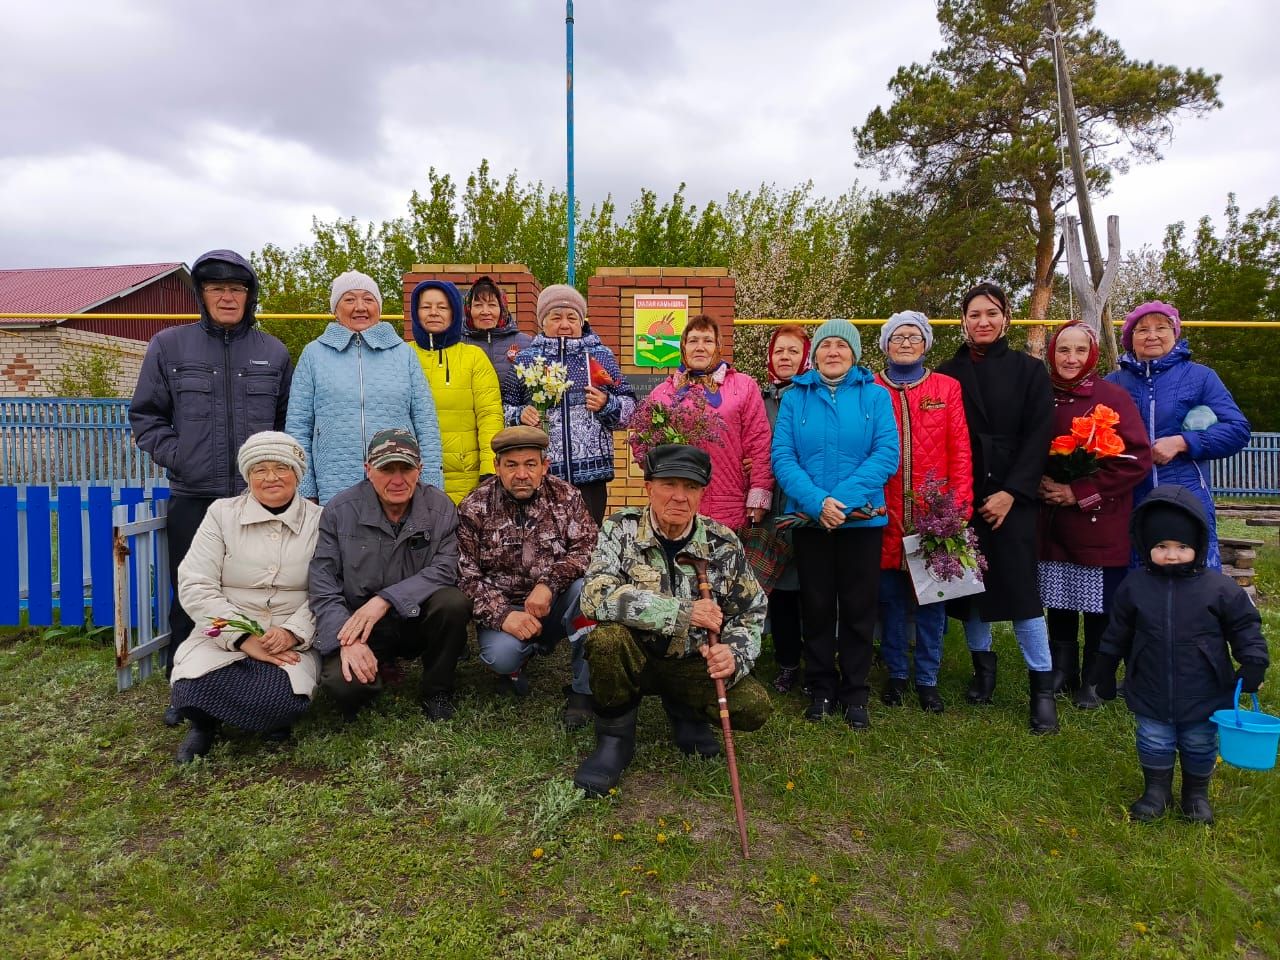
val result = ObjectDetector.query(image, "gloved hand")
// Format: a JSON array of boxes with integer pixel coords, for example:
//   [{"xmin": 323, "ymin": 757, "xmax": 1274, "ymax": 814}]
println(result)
[
  {"xmin": 1090, "ymin": 653, "xmax": 1122, "ymax": 701},
  {"xmin": 1235, "ymin": 661, "xmax": 1267, "ymax": 694}
]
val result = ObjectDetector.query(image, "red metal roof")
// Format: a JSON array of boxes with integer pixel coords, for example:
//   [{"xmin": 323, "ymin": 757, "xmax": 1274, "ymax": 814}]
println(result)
[{"xmin": 0, "ymin": 263, "xmax": 187, "ymax": 326}]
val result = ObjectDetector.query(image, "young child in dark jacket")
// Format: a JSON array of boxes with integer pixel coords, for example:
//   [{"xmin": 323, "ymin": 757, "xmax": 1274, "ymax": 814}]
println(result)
[{"xmin": 1092, "ymin": 485, "xmax": 1269, "ymax": 825}]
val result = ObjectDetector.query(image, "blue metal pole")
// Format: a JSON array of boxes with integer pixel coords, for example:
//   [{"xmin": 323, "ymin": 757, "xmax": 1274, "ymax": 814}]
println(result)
[{"xmin": 566, "ymin": 0, "xmax": 576, "ymax": 286}]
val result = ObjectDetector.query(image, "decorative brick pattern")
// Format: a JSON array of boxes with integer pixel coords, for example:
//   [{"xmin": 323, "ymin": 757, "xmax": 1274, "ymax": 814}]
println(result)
[
  {"xmin": 587, "ymin": 268, "xmax": 736, "ymax": 514},
  {"xmin": 0, "ymin": 326, "xmax": 146, "ymax": 397}
]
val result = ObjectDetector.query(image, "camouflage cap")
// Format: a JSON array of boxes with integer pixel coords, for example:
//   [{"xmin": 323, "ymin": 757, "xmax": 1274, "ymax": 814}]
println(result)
[
  {"xmin": 491, "ymin": 425, "xmax": 549, "ymax": 456},
  {"xmin": 366, "ymin": 428, "xmax": 421, "ymax": 469}
]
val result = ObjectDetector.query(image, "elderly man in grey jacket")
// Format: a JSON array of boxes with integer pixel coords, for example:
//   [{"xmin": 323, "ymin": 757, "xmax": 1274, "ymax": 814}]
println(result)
[
  {"xmin": 130, "ymin": 249, "xmax": 292, "ymax": 725},
  {"xmin": 309, "ymin": 428, "xmax": 472, "ymax": 721}
]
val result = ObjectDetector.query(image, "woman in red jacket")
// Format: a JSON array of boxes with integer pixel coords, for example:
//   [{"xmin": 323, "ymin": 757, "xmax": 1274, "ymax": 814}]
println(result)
[
  {"xmin": 1037, "ymin": 322, "xmax": 1151, "ymax": 709},
  {"xmin": 874, "ymin": 311, "xmax": 973, "ymax": 712}
]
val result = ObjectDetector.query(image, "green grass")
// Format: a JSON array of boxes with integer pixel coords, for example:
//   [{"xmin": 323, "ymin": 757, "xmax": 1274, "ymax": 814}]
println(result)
[{"xmin": 3, "ymin": 607, "xmax": 1279, "ymax": 957}]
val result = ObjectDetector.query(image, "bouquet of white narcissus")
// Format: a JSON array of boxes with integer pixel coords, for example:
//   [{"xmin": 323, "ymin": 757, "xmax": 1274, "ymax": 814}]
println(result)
[{"xmin": 514, "ymin": 356, "xmax": 571, "ymax": 425}]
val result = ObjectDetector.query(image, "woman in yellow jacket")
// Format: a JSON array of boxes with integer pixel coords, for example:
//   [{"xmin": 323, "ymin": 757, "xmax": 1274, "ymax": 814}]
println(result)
[{"xmin": 409, "ymin": 279, "xmax": 504, "ymax": 503}]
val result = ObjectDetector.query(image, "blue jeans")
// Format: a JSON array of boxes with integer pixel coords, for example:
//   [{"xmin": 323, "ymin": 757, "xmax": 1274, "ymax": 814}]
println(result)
[
  {"xmin": 878, "ymin": 571, "xmax": 947, "ymax": 687},
  {"xmin": 963, "ymin": 613, "xmax": 1051, "ymax": 672},
  {"xmin": 1135, "ymin": 715, "xmax": 1218, "ymax": 777},
  {"xmin": 477, "ymin": 579, "xmax": 591, "ymax": 695}
]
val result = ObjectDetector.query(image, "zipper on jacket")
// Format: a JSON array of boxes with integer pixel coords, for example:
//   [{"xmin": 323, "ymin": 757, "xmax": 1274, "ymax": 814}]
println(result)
[
  {"xmin": 224, "ymin": 331, "xmax": 235, "ymax": 496},
  {"xmin": 357, "ymin": 333, "xmax": 367, "ymax": 456},
  {"xmin": 1165, "ymin": 576, "xmax": 1175, "ymax": 723},
  {"xmin": 559, "ymin": 337, "xmax": 574, "ymax": 485},
  {"xmin": 1145, "ymin": 365, "xmax": 1160, "ymax": 486}
]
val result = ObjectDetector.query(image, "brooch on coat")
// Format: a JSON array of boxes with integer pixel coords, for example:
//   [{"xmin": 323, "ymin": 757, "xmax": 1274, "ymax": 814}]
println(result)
[{"xmin": 919, "ymin": 396, "xmax": 946, "ymax": 410}]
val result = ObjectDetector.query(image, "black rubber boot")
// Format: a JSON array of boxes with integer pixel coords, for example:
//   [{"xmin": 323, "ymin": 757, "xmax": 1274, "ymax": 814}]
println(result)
[
  {"xmin": 965, "ymin": 650, "xmax": 998, "ymax": 704},
  {"xmin": 163, "ymin": 705, "xmax": 184, "ymax": 727},
  {"xmin": 573, "ymin": 702, "xmax": 639, "ymax": 797},
  {"xmin": 1028, "ymin": 670, "xmax": 1060, "ymax": 735},
  {"xmin": 1073, "ymin": 683, "xmax": 1104, "ymax": 710},
  {"xmin": 174, "ymin": 719, "xmax": 216, "ymax": 764},
  {"xmin": 1049, "ymin": 639, "xmax": 1080, "ymax": 696},
  {"xmin": 1180, "ymin": 772, "xmax": 1215, "ymax": 825},
  {"xmin": 662, "ymin": 696, "xmax": 721, "ymax": 758},
  {"xmin": 1129, "ymin": 766, "xmax": 1175, "ymax": 822},
  {"xmin": 561, "ymin": 688, "xmax": 594, "ymax": 731},
  {"xmin": 916, "ymin": 684, "xmax": 945, "ymax": 714},
  {"xmin": 881, "ymin": 677, "xmax": 910, "ymax": 706}
]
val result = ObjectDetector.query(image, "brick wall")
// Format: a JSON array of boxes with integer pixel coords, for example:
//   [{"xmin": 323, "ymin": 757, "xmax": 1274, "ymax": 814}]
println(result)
[
  {"xmin": 0, "ymin": 326, "xmax": 146, "ymax": 397},
  {"xmin": 587, "ymin": 267, "xmax": 736, "ymax": 514},
  {"xmin": 401, "ymin": 263, "xmax": 542, "ymax": 339}
]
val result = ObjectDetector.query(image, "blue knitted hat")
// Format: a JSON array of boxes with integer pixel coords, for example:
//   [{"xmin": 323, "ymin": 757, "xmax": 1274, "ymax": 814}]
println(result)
[
  {"xmin": 810, "ymin": 318, "xmax": 862, "ymax": 362},
  {"xmin": 879, "ymin": 310, "xmax": 933, "ymax": 353}
]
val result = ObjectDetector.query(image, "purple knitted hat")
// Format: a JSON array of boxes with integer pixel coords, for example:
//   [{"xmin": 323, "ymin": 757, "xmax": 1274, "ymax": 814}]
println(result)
[{"xmin": 1121, "ymin": 301, "xmax": 1181, "ymax": 352}]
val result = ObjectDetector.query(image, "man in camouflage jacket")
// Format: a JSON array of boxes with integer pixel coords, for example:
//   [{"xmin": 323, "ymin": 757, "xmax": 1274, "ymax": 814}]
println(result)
[
  {"xmin": 457, "ymin": 426, "xmax": 599, "ymax": 726},
  {"xmin": 574, "ymin": 444, "xmax": 772, "ymax": 797}
]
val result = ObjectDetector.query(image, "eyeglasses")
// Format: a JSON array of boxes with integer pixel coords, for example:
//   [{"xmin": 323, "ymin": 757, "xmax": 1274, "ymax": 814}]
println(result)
[
  {"xmin": 249, "ymin": 464, "xmax": 293, "ymax": 480},
  {"xmin": 205, "ymin": 283, "xmax": 249, "ymax": 297},
  {"xmin": 887, "ymin": 334, "xmax": 925, "ymax": 345}
]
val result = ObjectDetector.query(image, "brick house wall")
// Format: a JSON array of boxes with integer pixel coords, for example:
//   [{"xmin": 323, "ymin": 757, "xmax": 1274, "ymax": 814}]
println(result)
[
  {"xmin": 0, "ymin": 326, "xmax": 146, "ymax": 398},
  {"xmin": 400, "ymin": 263, "xmax": 542, "ymax": 340}
]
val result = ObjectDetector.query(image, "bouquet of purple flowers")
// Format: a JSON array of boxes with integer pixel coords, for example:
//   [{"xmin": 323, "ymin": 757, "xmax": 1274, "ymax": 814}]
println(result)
[
  {"xmin": 911, "ymin": 475, "xmax": 987, "ymax": 583},
  {"xmin": 627, "ymin": 392, "xmax": 725, "ymax": 466}
]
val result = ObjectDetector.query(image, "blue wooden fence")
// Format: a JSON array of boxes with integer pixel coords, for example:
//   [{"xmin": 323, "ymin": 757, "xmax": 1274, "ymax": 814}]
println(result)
[
  {"xmin": 0, "ymin": 399, "xmax": 162, "ymax": 485},
  {"xmin": 0, "ymin": 482, "xmax": 169, "ymax": 628},
  {"xmin": 1211, "ymin": 432, "xmax": 1280, "ymax": 497}
]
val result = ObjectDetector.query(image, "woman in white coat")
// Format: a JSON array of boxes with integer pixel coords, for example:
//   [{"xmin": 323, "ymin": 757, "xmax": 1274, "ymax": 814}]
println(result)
[{"xmin": 169, "ymin": 432, "xmax": 323, "ymax": 763}]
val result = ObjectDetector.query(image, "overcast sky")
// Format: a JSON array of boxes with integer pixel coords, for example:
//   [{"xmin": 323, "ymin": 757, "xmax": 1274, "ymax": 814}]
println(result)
[{"xmin": 2, "ymin": 1, "xmax": 1276, "ymax": 274}]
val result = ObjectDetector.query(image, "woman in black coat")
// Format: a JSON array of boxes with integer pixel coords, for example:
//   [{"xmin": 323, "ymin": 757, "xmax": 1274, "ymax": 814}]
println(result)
[{"xmin": 937, "ymin": 282, "xmax": 1057, "ymax": 734}]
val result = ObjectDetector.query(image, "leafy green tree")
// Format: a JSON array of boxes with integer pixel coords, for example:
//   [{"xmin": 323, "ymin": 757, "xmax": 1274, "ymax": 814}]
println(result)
[
  {"xmin": 852, "ymin": 0, "xmax": 1220, "ymax": 348},
  {"xmin": 1162, "ymin": 194, "xmax": 1280, "ymax": 429}
]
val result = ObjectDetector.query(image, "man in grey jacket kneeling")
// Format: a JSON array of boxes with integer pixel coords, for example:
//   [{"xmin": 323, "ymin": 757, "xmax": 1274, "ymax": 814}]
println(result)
[{"xmin": 308, "ymin": 428, "xmax": 472, "ymax": 721}]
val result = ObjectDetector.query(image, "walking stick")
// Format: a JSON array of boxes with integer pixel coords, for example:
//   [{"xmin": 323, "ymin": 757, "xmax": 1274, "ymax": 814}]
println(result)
[{"xmin": 677, "ymin": 553, "xmax": 750, "ymax": 859}]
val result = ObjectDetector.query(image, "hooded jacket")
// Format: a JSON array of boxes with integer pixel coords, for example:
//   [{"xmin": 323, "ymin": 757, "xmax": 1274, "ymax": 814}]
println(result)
[
  {"xmin": 770, "ymin": 366, "xmax": 900, "ymax": 529},
  {"xmin": 462, "ymin": 277, "xmax": 532, "ymax": 384},
  {"xmin": 130, "ymin": 250, "xmax": 292, "ymax": 497},
  {"xmin": 1106, "ymin": 340, "xmax": 1251, "ymax": 571},
  {"xmin": 285, "ymin": 321, "xmax": 444, "ymax": 503},
  {"xmin": 409, "ymin": 280, "xmax": 505, "ymax": 504},
  {"xmin": 501, "ymin": 328, "xmax": 637, "ymax": 486},
  {"xmin": 1098, "ymin": 485, "xmax": 1268, "ymax": 724},
  {"xmin": 647, "ymin": 364, "xmax": 773, "ymax": 530}
]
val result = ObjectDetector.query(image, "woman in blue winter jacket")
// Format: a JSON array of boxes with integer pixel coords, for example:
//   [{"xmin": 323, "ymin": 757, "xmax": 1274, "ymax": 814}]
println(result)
[
  {"xmin": 1106, "ymin": 301, "xmax": 1249, "ymax": 571},
  {"xmin": 285, "ymin": 272, "xmax": 444, "ymax": 503},
  {"xmin": 771, "ymin": 319, "xmax": 900, "ymax": 730}
]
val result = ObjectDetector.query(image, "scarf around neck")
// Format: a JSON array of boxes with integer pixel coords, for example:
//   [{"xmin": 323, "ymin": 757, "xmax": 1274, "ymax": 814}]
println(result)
[{"xmin": 674, "ymin": 360, "xmax": 729, "ymax": 408}]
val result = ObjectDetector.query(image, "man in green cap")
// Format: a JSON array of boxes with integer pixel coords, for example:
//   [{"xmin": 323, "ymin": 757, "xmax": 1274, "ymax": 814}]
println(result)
[
  {"xmin": 574, "ymin": 443, "xmax": 772, "ymax": 797},
  {"xmin": 308, "ymin": 428, "xmax": 472, "ymax": 721},
  {"xmin": 456, "ymin": 426, "xmax": 600, "ymax": 727}
]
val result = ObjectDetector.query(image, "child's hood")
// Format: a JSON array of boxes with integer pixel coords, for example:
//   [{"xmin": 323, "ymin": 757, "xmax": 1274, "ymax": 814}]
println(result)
[{"xmin": 1131, "ymin": 484, "xmax": 1210, "ymax": 573}]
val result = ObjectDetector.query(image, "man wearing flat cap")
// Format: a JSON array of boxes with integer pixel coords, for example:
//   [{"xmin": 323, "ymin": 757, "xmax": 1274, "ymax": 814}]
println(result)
[
  {"xmin": 309, "ymin": 428, "xmax": 472, "ymax": 722},
  {"xmin": 456, "ymin": 426, "xmax": 600, "ymax": 727},
  {"xmin": 574, "ymin": 443, "xmax": 772, "ymax": 796},
  {"xmin": 130, "ymin": 249, "xmax": 292, "ymax": 725}
]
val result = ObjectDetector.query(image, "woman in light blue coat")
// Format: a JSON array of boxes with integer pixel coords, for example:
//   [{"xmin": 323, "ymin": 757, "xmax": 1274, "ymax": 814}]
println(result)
[
  {"xmin": 285, "ymin": 272, "xmax": 444, "ymax": 503},
  {"xmin": 771, "ymin": 319, "xmax": 900, "ymax": 730}
]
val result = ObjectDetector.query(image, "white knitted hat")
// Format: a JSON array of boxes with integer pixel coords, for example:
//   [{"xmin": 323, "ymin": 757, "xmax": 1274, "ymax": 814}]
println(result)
[
  {"xmin": 329, "ymin": 271, "xmax": 383, "ymax": 314},
  {"xmin": 237, "ymin": 431, "xmax": 307, "ymax": 482}
]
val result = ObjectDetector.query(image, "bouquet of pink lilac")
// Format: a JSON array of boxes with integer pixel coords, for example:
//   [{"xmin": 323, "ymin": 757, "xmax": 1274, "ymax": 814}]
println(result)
[
  {"xmin": 911, "ymin": 475, "xmax": 987, "ymax": 583},
  {"xmin": 627, "ymin": 392, "xmax": 726, "ymax": 466}
]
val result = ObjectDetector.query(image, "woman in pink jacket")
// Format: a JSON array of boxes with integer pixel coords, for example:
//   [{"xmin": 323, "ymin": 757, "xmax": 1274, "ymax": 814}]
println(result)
[{"xmin": 647, "ymin": 315, "xmax": 773, "ymax": 529}]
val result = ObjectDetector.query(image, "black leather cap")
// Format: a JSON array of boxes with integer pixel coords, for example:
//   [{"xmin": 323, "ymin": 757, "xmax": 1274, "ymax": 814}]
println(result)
[{"xmin": 644, "ymin": 444, "xmax": 711, "ymax": 485}]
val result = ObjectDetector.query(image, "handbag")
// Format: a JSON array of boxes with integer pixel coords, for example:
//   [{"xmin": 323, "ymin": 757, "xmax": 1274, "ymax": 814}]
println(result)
[{"xmin": 739, "ymin": 522, "xmax": 793, "ymax": 595}]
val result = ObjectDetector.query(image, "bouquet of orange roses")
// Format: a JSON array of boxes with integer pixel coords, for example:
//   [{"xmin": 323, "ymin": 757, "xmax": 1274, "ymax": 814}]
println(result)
[{"xmin": 1045, "ymin": 403, "xmax": 1132, "ymax": 483}]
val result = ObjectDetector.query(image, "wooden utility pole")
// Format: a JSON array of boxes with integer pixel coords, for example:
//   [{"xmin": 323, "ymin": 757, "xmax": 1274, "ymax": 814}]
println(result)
[{"xmin": 1045, "ymin": 0, "xmax": 1122, "ymax": 369}]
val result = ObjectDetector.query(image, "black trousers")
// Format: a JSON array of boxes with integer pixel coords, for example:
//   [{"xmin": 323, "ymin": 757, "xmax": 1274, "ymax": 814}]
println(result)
[
  {"xmin": 165, "ymin": 495, "xmax": 216, "ymax": 676},
  {"xmin": 794, "ymin": 526, "xmax": 883, "ymax": 707},
  {"xmin": 576, "ymin": 480, "xmax": 609, "ymax": 525},
  {"xmin": 1046, "ymin": 607, "xmax": 1110, "ymax": 678},
  {"xmin": 768, "ymin": 588, "xmax": 803, "ymax": 670},
  {"xmin": 319, "ymin": 587, "xmax": 472, "ymax": 708}
]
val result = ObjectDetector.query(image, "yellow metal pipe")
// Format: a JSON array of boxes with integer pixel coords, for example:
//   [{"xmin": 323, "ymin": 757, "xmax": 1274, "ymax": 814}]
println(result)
[{"xmin": 731, "ymin": 318, "xmax": 1280, "ymax": 328}]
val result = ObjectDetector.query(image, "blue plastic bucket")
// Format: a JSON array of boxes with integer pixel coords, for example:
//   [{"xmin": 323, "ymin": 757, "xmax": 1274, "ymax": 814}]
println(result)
[{"xmin": 1211, "ymin": 680, "xmax": 1280, "ymax": 771}]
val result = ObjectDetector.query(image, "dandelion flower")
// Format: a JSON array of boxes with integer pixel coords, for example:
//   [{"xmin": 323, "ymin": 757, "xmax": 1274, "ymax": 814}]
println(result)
[
  {"xmin": 656, "ymin": 832, "xmax": 668, "ymax": 844},
  {"xmin": 808, "ymin": 873, "xmax": 819, "ymax": 885},
  {"xmin": 657, "ymin": 817, "xmax": 667, "ymax": 827},
  {"xmin": 645, "ymin": 869, "xmax": 658, "ymax": 877},
  {"xmin": 852, "ymin": 828, "xmax": 865, "ymax": 839},
  {"xmin": 1049, "ymin": 849, "xmax": 1060, "ymax": 857},
  {"xmin": 682, "ymin": 820, "xmax": 692, "ymax": 833},
  {"xmin": 612, "ymin": 833, "xmax": 624, "ymax": 842},
  {"xmin": 1133, "ymin": 922, "xmax": 1148, "ymax": 935},
  {"xmin": 773, "ymin": 938, "xmax": 790, "ymax": 949},
  {"xmin": 620, "ymin": 889, "xmax": 633, "ymax": 897},
  {"xmin": 785, "ymin": 780, "xmax": 795, "ymax": 791},
  {"xmin": 531, "ymin": 847, "xmax": 544, "ymax": 860}
]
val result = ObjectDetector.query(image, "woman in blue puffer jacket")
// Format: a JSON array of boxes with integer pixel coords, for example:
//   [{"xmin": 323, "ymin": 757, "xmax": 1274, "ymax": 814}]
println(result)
[
  {"xmin": 286, "ymin": 272, "xmax": 444, "ymax": 503},
  {"xmin": 771, "ymin": 319, "xmax": 900, "ymax": 730},
  {"xmin": 1106, "ymin": 301, "xmax": 1249, "ymax": 571}
]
